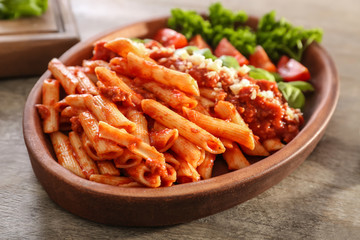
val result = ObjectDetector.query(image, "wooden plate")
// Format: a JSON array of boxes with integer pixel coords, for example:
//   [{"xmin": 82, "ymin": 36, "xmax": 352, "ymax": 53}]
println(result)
[{"xmin": 23, "ymin": 16, "xmax": 339, "ymax": 226}]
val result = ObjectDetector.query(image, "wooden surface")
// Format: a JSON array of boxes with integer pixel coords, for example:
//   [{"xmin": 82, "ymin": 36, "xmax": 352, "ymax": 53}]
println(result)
[
  {"xmin": 0, "ymin": 0, "xmax": 58, "ymax": 35},
  {"xmin": 0, "ymin": 0, "xmax": 359, "ymax": 238},
  {"xmin": 0, "ymin": 0, "xmax": 79, "ymax": 78}
]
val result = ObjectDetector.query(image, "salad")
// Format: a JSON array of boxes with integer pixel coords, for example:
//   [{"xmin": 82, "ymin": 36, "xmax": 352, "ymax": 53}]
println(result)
[{"xmin": 167, "ymin": 2, "xmax": 322, "ymax": 109}]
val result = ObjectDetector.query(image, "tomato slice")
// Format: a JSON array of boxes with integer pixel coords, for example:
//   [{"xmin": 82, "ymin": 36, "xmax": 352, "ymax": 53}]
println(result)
[
  {"xmin": 277, "ymin": 56, "xmax": 311, "ymax": 82},
  {"xmin": 153, "ymin": 28, "xmax": 188, "ymax": 49},
  {"xmin": 249, "ymin": 46, "xmax": 277, "ymax": 72},
  {"xmin": 189, "ymin": 34, "xmax": 211, "ymax": 50},
  {"xmin": 214, "ymin": 38, "xmax": 249, "ymax": 66}
]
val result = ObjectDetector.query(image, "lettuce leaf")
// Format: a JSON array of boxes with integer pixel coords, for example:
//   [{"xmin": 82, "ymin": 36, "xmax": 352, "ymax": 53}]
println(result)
[
  {"xmin": 0, "ymin": 0, "xmax": 48, "ymax": 19},
  {"xmin": 168, "ymin": 3, "xmax": 257, "ymax": 56},
  {"xmin": 257, "ymin": 11, "xmax": 323, "ymax": 61}
]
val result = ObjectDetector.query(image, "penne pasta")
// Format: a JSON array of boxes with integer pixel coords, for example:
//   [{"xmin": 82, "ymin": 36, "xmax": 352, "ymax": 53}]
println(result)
[
  {"xmin": 214, "ymin": 100, "xmax": 269, "ymax": 156},
  {"xmin": 96, "ymin": 160, "xmax": 121, "ymax": 176},
  {"xmin": 74, "ymin": 68, "xmax": 99, "ymax": 95},
  {"xmin": 127, "ymin": 52, "xmax": 200, "ymax": 96},
  {"xmin": 81, "ymin": 133, "xmax": 102, "ymax": 161},
  {"xmin": 149, "ymin": 127, "xmax": 179, "ymax": 153},
  {"xmin": 79, "ymin": 111, "xmax": 124, "ymax": 160},
  {"xmin": 219, "ymin": 138, "xmax": 234, "ymax": 149},
  {"xmin": 95, "ymin": 66, "xmax": 143, "ymax": 106},
  {"xmin": 262, "ymin": 138, "xmax": 285, "ymax": 152},
  {"xmin": 113, "ymin": 149, "xmax": 142, "ymax": 169},
  {"xmin": 82, "ymin": 59, "xmax": 110, "ymax": 83},
  {"xmin": 177, "ymin": 158, "xmax": 201, "ymax": 184},
  {"xmin": 214, "ymin": 100, "xmax": 247, "ymax": 127},
  {"xmin": 222, "ymin": 143, "xmax": 250, "ymax": 170},
  {"xmin": 183, "ymin": 107, "xmax": 255, "ymax": 150},
  {"xmin": 48, "ymin": 58, "xmax": 78, "ymax": 95},
  {"xmin": 163, "ymin": 152, "xmax": 180, "ymax": 171},
  {"xmin": 98, "ymin": 121, "xmax": 166, "ymax": 167},
  {"xmin": 161, "ymin": 163, "xmax": 177, "ymax": 187},
  {"xmin": 68, "ymin": 131, "xmax": 99, "ymax": 178},
  {"xmin": 82, "ymin": 59, "xmax": 109, "ymax": 74},
  {"xmin": 105, "ymin": 37, "xmax": 149, "ymax": 59},
  {"xmin": 199, "ymin": 87, "xmax": 227, "ymax": 101},
  {"xmin": 83, "ymin": 94, "xmax": 107, "ymax": 122},
  {"xmin": 89, "ymin": 174, "xmax": 141, "ymax": 187},
  {"xmin": 141, "ymin": 99, "xmax": 225, "ymax": 154},
  {"xmin": 126, "ymin": 108, "xmax": 150, "ymax": 144},
  {"xmin": 197, "ymin": 152, "xmax": 216, "ymax": 179},
  {"xmin": 154, "ymin": 121, "xmax": 205, "ymax": 168},
  {"xmin": 241, "ymin": 138, "xmax": 270, "ymax": 156},
  {"xmin": 192, "ymin": 103, "xmax": 211, "ymax": 116},
  {"xmin": 125, "ymin": 163, "xmax": 161, "ymax": 188},
  {"xmin": 64, "ymin": 94, "xmax": 90, "ymax": 108},
  {"xmin": 194, "ymin": 95, "xmax": 215, "ymax": 112},
  {"xmin": 38, "ymin": 31, "xmax": 305, "ymax": 188},
  {"xmin": 61, "ymin": 106, "xmax": 86, "ymax": 118},
  {"xmin": 158, "ymin": 125, "xmax": 204, "ymax": 168},
  {"xmin": 109, "ymin": 57, "xmax": 134, "ymax": 77},
  {"xmin": 36, "ymin": 79, "xmax": 59, "ymax": 133},
  {"xmin": 92, "ymin": 95, "xmax": 136, "ymax": 132},
  {"xmin": 135, "ymin": 77, "xmax": 198, "ymax": 110},
  {"xmin": 50, "ymin": 131, "xmax": 85, "ymax": 178}
]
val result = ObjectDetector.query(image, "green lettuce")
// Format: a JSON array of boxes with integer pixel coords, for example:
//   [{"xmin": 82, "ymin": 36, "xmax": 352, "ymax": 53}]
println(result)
[
  {"xmin": 168, "ymin": 3, "xmax": 323, "ymax": 61},
  {"xmin": 0, "ymin": 0, "xmax": 48, "ymax": 19},
  {"xmin": 257, "ymin": 11, "xmax": 323, "ymax": 61},
  {"xmin": 168, "ymin": 2, "xmax": 257, "ymax": 56}
]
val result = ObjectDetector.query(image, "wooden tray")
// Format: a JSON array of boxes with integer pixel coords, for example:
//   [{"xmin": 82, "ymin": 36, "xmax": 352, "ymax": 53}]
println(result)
[{"xmin": 0, "ymin": 0, "xmax": 79, "ymax": 78}]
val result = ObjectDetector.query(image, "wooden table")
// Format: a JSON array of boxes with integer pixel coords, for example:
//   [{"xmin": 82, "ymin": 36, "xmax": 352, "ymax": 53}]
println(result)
[{"xmin": 1, "ymin": 0, "xmax": 359, "ymax": 238}]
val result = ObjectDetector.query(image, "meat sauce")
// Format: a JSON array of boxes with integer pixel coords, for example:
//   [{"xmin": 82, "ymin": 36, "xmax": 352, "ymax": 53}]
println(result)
[
  {"xmin": 92, "ymin": 39, "xmax": 303, "ymax": 144},
  {"xmin": 160, "ymin": 58, "xmax": 221, "ymax": 88},
  {"xmin": 158, "ymin": 55, "xmax": 303, "ymax": 143},
  {"xmin": 227, "ymin": 79, "xmax": 303, "ymax": 143}
]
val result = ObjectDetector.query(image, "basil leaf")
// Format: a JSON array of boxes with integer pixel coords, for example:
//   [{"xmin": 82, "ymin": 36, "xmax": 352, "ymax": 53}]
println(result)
[
  {"xmin": 287, "ymin": 81, "xmax": 314, "ymax": 92},
  {"xmin": 219, "ymin": 55, "xmax": 240, "ymax": 69},
  {"xmin": 248, "ymin": 67, "xmax": 276, "ymax": 82},
  {"xmin": 174, "ymin": 46, "xmax": 199, "ymax": 57},
  {"xmin": 271, "ymin": 72, "xmax": 283, "ymax": 82},
  {"xmin": 193, "ymin": 48, "xmax": 217, "ymax": 60},
  {"xmin": 277, "ymin": 82, "xmax": 305, "ymax": 109},
  {"xmin": 183, "ymin": 46, "xmax": 199, "ymax": 55}
]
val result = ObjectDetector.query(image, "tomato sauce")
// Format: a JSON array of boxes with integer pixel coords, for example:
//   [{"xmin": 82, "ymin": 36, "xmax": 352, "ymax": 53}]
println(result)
[
  {"xmin": 159, "ymin": 58, "xmax": 221, "ymax": 88},
  {"xmin": 227, "ymin": 79, "xmax": 303, "ymax": 143},
  {"xmin": 157, "ymin": 53, "xmax": 303, "ymax": 143}
]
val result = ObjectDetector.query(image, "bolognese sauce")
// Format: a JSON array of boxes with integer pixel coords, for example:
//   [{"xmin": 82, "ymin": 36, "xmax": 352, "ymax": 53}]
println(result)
[{"xmin": 156, "ymin": 49, "xmax": 303, "ymax": 144}]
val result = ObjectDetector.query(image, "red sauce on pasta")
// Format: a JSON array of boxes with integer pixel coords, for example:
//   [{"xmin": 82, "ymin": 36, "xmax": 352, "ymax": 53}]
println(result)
[
  {"xmin": 227, "ymin": 79, "xmax": 303, "ymax": 143},
  {"xmin": 158, "ymin": 55, "xmax": 303, "ymax": 143}
]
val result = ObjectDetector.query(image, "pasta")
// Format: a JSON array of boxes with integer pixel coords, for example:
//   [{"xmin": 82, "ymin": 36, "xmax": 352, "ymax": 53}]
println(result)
[
  {"xmin": 36, "ymin": 79, "xmax": 59, "ymax": 133},
  {"xmin": 37, "ymin": 32, "xmax": 303, "ymax": 188}
]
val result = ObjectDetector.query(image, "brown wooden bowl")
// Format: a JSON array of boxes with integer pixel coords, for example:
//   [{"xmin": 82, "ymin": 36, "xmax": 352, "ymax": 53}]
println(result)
[{"xmin": 23, "ymin": 16, "xmax": 339, "ymax": 226}]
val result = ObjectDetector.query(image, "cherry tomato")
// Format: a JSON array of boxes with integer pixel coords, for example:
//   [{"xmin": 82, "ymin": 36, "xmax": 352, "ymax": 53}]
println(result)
[
  {"xmin": 214, "ymin": 38, "xmax": 249, "ymax": 66},
  {"xmin": 249, "ymin": 46, "xmax": 277, "ymax": 72},
  {"xmin": 188, "ymin": 34, "xmax": 212, "ymax": 50},
  {"xmin": 153, "ymin": 28, "xmax": 188, "ymax": 49},
  {"xmin": 277, "ymin": 56, "xmax": 311, "ymax": 82}
]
